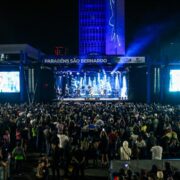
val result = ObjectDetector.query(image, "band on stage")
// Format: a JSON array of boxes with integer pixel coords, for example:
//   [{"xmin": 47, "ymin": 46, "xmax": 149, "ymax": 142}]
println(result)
[{"xmin": 55, "ymin": 84, "xmax": 120, "ymax": 99}]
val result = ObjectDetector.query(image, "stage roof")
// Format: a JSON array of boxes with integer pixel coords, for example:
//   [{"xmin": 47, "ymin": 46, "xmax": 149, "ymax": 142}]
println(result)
[{"xmin": 0, "ymin": 44, "xmax": 45, "ymax": 62}]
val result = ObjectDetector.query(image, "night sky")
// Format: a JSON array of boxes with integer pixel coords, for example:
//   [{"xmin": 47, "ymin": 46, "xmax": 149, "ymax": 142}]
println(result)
[{"xmin": 0, "ymin": 0, "xmax": 179, "ymax": 55}]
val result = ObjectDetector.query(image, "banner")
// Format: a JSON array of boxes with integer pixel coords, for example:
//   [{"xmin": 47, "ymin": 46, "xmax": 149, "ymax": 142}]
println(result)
[{"xmin": 43, "ymin": 56, "xmax": 145, "ymax": 65}]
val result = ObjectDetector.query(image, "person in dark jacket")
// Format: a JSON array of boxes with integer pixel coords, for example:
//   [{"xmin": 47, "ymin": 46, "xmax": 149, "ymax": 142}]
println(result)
[
  {"xmin": 72, "ymin": 144, "xmax": 85, "ymax": 179},
  {"xmin": 51, "ymin": 143, "xmax": 61, "ymax": 179}
]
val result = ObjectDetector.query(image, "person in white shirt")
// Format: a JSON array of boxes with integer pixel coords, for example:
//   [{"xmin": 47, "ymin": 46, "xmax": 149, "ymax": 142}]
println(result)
[
  {"xmin": 57, "ymin": 131, "xmax": 69, "ymax": 149},
  {"xmin": 151, "ymin": 144, "xmax": 163, "ymax": 160},
  {"xmin": 57, "ymin": 131, "xmax": 70, "ymax": 177},
  {"xmin": 120, "ymin": 141, "xmax": 132, "ymax": 160}
]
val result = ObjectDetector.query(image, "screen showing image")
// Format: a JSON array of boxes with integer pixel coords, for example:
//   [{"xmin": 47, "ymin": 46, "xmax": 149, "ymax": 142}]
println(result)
[
  {"xmin": 0, "ymin": 72, "xmax": 20, "ymax": 93},
  {"xmin": 169, "ymin": 70, "xmax": 180, "ymax": 92}
]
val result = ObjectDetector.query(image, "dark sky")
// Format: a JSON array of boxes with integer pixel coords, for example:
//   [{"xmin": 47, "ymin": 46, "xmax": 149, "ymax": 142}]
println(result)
[
  {"xmin": 0, "ymin": 0, "xmax": 78, "ymax": 54},
  {"xmin": 0, "ymin": 0, "xmax": 179, "ymax": 55},
  {"xmin": 125, "ymin": 0, "xmax": 180, "ymax": 46}
]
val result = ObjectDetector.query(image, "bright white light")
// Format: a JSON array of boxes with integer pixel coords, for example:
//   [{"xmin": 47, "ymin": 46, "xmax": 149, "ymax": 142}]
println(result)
[
  {"xmin": 169, "ymin": 70, "xmax": 180, "ymax": 92},
  {"xmin": 0, "ymin": 72, "xmax": 20, "ymax": 92},
  {"xmin": 121, "ymin": 76, "xmax": 127, "ymax": 98}
]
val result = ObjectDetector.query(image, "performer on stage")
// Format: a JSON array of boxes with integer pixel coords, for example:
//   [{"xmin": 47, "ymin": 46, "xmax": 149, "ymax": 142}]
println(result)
[
  {"xmin": 76, "ymin": 86, "xmax": 81, "ymax": 97},
  {"xmin": 88, "ymin": 86, "xmax": 93, "ymax": 97},
  {"xmin": 65, "ymin": 84, "xmax": 69, "ymax": 97},
  {"xmin": 103, "ymin": 89, "xmax": 107, "ymax": 96},
  {"xmin": 56, "ymin": 87, "xmax": 62, "ymax": 99}
]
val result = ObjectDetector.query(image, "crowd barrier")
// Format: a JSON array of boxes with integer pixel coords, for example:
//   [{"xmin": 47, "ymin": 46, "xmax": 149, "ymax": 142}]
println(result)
[{"xmin": 109, "ymin": 159, "xmax": 180, "ymax": 180}]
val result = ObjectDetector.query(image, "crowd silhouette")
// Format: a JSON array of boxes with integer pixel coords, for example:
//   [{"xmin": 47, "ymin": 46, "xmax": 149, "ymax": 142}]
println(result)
[{"xmin": 0, "ymin": 102, "xmax": 179, "ymax": 179}]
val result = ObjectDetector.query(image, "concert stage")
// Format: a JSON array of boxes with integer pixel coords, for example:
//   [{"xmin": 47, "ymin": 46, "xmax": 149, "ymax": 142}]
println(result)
[{"xmin": 54, "ymin": 97, "xmax": 127, "ymax": 102}]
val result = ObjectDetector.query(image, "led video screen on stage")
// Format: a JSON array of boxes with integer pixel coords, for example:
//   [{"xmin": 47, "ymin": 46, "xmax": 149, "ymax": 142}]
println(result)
[
  {"xmin": 54, "ymin": 71, "xmax": 128, "ymax": 99},
  {"xmin": 0, "ymin": 72, "xmax": 20, "ymax": 93},
  {"xmin": 169, "ymin": 70, "xmax": 180, "ymax": 92}
]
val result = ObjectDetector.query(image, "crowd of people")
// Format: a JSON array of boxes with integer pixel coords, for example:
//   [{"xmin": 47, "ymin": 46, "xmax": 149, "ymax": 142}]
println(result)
[
  {"xmin": 0, "ymin": 101, "xmax": 179, "ymax": 179},
  {"xmin": 113, "ymin": 161, "xmax": 180, "ymax": 180}
]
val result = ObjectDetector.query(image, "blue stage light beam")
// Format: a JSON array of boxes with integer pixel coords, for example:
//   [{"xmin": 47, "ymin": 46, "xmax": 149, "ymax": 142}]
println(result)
[
  {"xmin": 126, "ymin": 19, "xmax": 177, "ymax": 56},
  {"xmin": 112, "ymin": 20, "xmax": 176, "ymax": 73}
]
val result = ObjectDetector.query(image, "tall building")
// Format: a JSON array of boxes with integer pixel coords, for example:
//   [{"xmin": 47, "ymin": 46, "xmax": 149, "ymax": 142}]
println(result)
[
  {"xmin": 79, "ymin": 0, "xmax": 106, "ymax": 55},
  {"xmin": 79, "ymin": 0, "xmax": 125, "ymax": 55}
]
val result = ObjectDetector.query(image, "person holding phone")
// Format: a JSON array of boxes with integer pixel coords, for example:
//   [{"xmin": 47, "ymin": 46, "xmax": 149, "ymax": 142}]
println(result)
[{"xmin": 99, "ymin": 129, "xmax": 109, "ymax": 167}]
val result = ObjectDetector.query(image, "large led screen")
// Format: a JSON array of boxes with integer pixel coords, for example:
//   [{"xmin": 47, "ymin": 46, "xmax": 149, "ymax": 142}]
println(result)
[
  {"xmin": 0, "ymin": 72, "xmax": 20, "ymax": 93},
  {"xmin": 169, "ymin": 70, "xmax": 180, "ymax": 92}
]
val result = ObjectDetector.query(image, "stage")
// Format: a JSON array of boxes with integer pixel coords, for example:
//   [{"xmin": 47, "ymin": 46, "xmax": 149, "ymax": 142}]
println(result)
[{"xmin": 53, "ymin": 97, "xmax": 127, "ymax": 102}]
